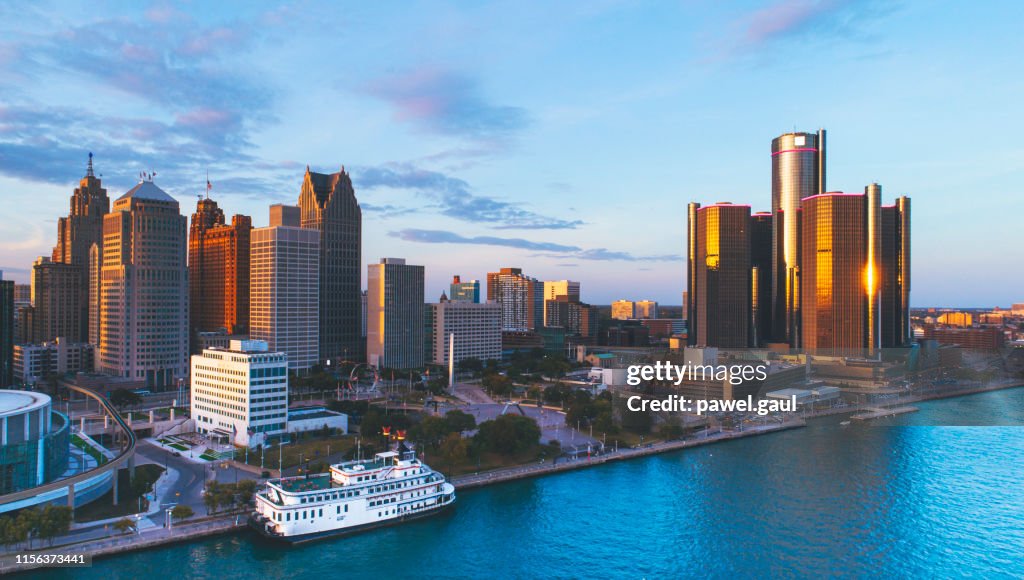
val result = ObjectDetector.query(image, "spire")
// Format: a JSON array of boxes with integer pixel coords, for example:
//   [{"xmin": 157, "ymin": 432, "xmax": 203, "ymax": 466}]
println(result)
[
  {"xmin": 439, "ymin": 291, "xmax": 449, "ymax": 303},
  {"xmin": 86, "ymin": 152, "xmax": 94, "ymax": 177}
]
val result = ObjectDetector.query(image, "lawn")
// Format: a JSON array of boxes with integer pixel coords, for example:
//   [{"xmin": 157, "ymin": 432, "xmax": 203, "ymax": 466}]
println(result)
[
  {"xmin": 237, "ymin": 434, "xmax": 360, "ymax": 471},
  {"xmin": 71, "ymin": 434, "xmax": 108, "ymax": 466},
  {"xmin": 437, "ymin": 446, "xmax": 552, "ymax": 478},
  {"xmin": 74, "ymin": 463, "xmax": 165, "ymax": 523},
  {"xmin": 169, "ymin": 443, "xmax": 190, "ymax": 452}
]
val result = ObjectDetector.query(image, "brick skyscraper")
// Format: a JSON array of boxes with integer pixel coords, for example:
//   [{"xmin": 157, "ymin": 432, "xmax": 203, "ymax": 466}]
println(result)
[{"xmin": 188, "ymin": 196, "xmax": 251, "ymax": 351}]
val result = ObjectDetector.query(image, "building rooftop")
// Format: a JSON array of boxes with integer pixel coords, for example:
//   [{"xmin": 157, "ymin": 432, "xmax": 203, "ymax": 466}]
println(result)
[
  {"xmin": 0, "ymin": 390, "xmax": 51, "ymax": 417},
  {"xmin": 117, "ymin": 180, "xmax": 176, "ymax": 203}
]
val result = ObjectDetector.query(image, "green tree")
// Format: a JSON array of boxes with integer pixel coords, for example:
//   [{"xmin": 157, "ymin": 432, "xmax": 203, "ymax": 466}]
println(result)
[
  {"xmin": 475, "ymin": 414, "xmax": 541, "ymax": 455},
  {"xmin": 16, "ymin": 508, "xmax": 40, "ymax": 549},
  {"xmin": 236, "ymin": 479, "xmax": 257, "ymax": 505},
  {"xmin": 443, "ymin": 410, "xmax": 476, "ymax": 433},
  {"xmin": 482, "ymin": 374, "xmax": 513, "ymax": 397},
  {"xmin": 109, "ymin": 389, "xmax": 143, "ymax": 409},
  {"xmin": 617, "ymin": 396, "xmax": 652, "ymax": 434},
  {"xmin": 458, "ymin": 357, "xmax": 484, "ymax": 375},
  {"xmin": 439, "ymin": 432, "xmax": 468, "ymax": 473},
  {"xmin": 113, "ymin": 517, "xmax": 136, "ymax": 535},
  {"xmin": 37, "ymin": 505, "xmax": 72, "ymax": 546},
  {"xmin": 204, "ymin": 482, "xmax": 221, "ymax": 514},
  {"xmin": 171, "ymin": 505, "xmax": 194, "ymax": 520}
]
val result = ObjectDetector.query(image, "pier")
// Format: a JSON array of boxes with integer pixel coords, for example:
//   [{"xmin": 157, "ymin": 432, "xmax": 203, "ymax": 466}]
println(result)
[{"xmin": 851, "ymin": 406, "xmax": 919, "ymax": 421}]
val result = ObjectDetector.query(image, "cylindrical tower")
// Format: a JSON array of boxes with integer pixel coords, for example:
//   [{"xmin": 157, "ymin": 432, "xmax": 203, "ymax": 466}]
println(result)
[
  {"xmin": 771, "ymin": 130, "xmax": 825, "ymax": 347},
  {"xmin": 686, "ymin": 202, "xmax": 700, "ymax": 346},
  {"xmin": 865, "ymin": 183, "xmax": 882, "ymax": 354},
  {"xmin": 897, "ymin": 196, "xmax": 911, "ymax": 345}
]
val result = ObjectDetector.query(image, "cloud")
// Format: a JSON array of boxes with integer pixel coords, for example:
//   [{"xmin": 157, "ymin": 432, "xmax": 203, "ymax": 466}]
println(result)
[
  {"xmin": 390, "ymin": 229, "xmax": 680, "ymax": 262},
  {"xmin": 357, "ymin": 163, "xmax": 583, "ymax": 230},
  {"xmin": 364, "ymin": 68, "xmax": 529, "ymax": 141},
  {"xmin": 721, "ymin": 0, "xmax": 895, "ymax": 56},
  {"xmin": 0, "ymin": 8, "xmax": 288, "ymax": 194}
]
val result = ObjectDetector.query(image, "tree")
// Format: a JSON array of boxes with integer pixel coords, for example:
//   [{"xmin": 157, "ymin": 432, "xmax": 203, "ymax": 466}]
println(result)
[
  {"xmin": 443, "ymin": 410, "xmax": 476, "ymax": 434},
  {"xmin": 457, "ymin": 357, "xmax": 483, "ymax": 375},
  {"xmin": 171, "ymin": 505, "xmax": 194, "ymax": 520},
  {"xmin": 237, "ymin": 479, "xmax": 257, "ymax": 505},
  {"xmin": 475, "ymin": 414, "xmax": 541, "ymax": 456},
  {"xmin": 113, "ymin": 518, "xmax": 136, "ymax": 535},
  {"xmin": 204, "ymin": 482, "xmax": 221, "ymax": 514},
  {"xmin": 15, "ymin": 509, "xmax": 39, "ymax": 549},
  {"xmin": 109, "ymin": 389, "xmax": 142, "ymax": 410},
  {"xmin": 482, "ymin": 374, "xmax": 513, "ymax": 397},
  {"xmin": 439, "ymin": 433, "xmax": 468, "ymax": 473},
  {"xmin": 617, "ymin": 396, "xmax": 652, "ymax": 434},
  {"xmin": 37, "ymin": 505, "xmax": 72, "ymax": 546}
]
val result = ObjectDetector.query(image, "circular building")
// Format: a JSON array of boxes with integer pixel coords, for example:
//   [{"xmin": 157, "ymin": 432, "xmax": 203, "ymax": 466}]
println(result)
[{"xmin": 0, "ymin": 390, "xmax": 69, "ymax": 494}]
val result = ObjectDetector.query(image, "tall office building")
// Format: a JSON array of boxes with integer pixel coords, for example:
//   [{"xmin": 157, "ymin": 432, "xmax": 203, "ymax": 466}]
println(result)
[
  {"xmin": 52, "ymin": 153, "xmax": 109, "ymax": 341},
  {"xmin": 688, "ymin": 202, "xmax": 751, "ymax": 348},
  {"xmin": 771, "ymin": 129, "xmax": 826, "ymax": 347},
  {"xmin": 449, "ymin": 276, "xmax": 480, "ymax": 303},
  {"xmin": 97, "ymin": 178, "xmax": 189, "ymax": 388},
  {"xmin": 800, "ymin": 188, "xmax": 911, "ymax": 354},
  {"xmin": 298, "ymin": 167, "xmax": 362, "ymax": 365},
  {"xmin": 367, "ymin": 258, "xmax": 424, "ymax": 370},
  {"xmin": 543, "ymin": 280, "xmax": 580, "ymax": 325},
  {"xmin": 635, "ymin": 300, "xmax": 659, "ymax": 319},
  {"xmin": 545, "ymin": 295, "xmax": 599, "ymax": 342},
  {"xmin": 189, "ymin": 196, "xmax": 252, "ymax": 348},
  {"xmin": 487, "ymin": 268, "xmax": 542, "ymax": 331},
  {"xmin": 429, "ymin": 298, "xmax": 502, "ymax": 366},
  {"xmin": 750, "ymin": 212, "xmax": 773, "ymax": 346},
  {"xmin": 0, "ymin": 280, "xmax": 12, "ymax": 387},
  {"xmin": 31, "ymin": 257, "xmax": 83, "ymax": 343},
  {"xmin": 881, "ymin": 195, "xmax": 912, "ymax": 347},
  {"xmin": 250, "ymin": 205, "xmax": 320, "ymax": 373},
  {"xmin": 12, "ymin": 285, "xmax": 31, "ymax": 348}
]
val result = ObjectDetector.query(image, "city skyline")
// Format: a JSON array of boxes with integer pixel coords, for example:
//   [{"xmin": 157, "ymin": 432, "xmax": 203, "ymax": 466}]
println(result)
[{"xmin": 1, "ymin": 1, "xmax": 1022, "ymax": 307}]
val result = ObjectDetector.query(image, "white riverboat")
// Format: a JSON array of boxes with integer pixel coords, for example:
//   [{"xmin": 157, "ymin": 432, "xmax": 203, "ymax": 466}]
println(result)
[{"xmin": 250, "ymin": 444, "xmax": 456, "ymax": 543}]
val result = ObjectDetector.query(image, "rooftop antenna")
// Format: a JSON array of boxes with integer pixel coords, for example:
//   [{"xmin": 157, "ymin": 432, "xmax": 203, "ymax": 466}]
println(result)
[
  {"xmin": 206, "ymin": 170, "xmax": 211, "ymax": 199},
  {"xmin": 86, "ymin": 152, "xmax": 94, "ymax": 177}
]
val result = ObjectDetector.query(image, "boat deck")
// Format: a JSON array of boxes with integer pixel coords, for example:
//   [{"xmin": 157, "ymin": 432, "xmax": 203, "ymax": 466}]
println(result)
[{"xmin": 277, "ymin": 474, "xmax": 332, "ymax": 493}]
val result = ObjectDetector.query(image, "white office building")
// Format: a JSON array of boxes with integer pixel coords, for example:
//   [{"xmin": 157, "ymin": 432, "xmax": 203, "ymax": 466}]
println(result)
[
  {"xmin": 429, "ymin": 299, "xmax": 502, "ymax": 366},
  {"xmin": 190, "ymin": 340, "xmax": 288, "ymax": 447}
]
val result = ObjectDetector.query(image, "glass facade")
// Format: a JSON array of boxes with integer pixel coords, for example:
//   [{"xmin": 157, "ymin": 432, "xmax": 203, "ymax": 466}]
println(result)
[
  {"xmin": 693, "ymin": 204, "xmax": 751, "ymax": 348},
  {"xmin": 0, "ymin": 411, "xmax": 69, "ymax": 495}
]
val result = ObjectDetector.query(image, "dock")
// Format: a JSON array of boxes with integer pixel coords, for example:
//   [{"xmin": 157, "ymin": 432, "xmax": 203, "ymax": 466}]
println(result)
[{"xmin": 850, "ymin": 406, "xmax": 919, "ymax": 421}]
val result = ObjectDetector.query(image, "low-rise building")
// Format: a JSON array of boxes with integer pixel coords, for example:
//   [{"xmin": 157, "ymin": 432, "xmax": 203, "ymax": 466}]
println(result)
[
  {"xmin": 190, "ymin": 340, "xmax": 289, "ymax": 447},
  {"xmin": 13, "ymin": 338, "xmax": 94, "ymax": 386}
]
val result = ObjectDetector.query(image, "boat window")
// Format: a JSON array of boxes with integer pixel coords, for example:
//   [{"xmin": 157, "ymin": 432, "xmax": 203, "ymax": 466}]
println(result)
[{"xmin": 319, "ymin": 509, "xmax": 323, "ymax": 517}]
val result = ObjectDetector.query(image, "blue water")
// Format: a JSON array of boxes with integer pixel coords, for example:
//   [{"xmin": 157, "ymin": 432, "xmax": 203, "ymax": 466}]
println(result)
[{"xmin": 41, "ymin": 389, "xmax": 1024, "ymax": 579}]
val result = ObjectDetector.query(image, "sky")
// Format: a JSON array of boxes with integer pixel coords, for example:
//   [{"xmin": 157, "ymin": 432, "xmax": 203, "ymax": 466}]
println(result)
[{"xmin": 0, "ymin": 0, "xmax": 1021, "ymax": 307}]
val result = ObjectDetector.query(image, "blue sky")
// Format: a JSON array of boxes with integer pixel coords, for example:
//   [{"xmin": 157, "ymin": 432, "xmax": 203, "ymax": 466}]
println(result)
[{"xmin": 0, "ymin": 0, "xmax": 1021, "ymax": 307}]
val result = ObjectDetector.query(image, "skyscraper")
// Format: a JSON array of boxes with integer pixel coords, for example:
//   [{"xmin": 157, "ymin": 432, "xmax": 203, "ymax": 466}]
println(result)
[
  {"xmin": 97, "ymin": 178, "xmax": 188, "ymax": 388},
  {"xmin": 298, "ymin": 167, "xmax": 362, "ymax": 365},
  {"xmin": 250, "ymin": 205, "xmax": 320, "ymax": 372},
  {"xmin": 750, "ymin": 212, "xmax": 773, "ymax": 346},
  {"xmin": 429, "ymin": 297, "xmax": 502, "ymax": 366},
  {"xmin": 367, "ymin": 258, "xmax": 424, "ymax": 370},
  {"xmin": 189, "ymin": 197, "xmax": 252, "ymax": 349},
  {"xmin": 771, "ymin": 129, "xmax": 826, "ymax": 347},
  {"xmin": 543, "ymin": 280, "xmax": 580, "ymax": 325},
  {"xmin": 449, "ymin": 275, "xmax": 481, "ymax": 303},
  {"xmin": 31, "ymin": 257, "xmax": 83, "ymax": 343},
  {"xmin": 800, "ymin": 188, "xmax": 911, "ymax": 354},
  {"xmin": 0, "ymin": 279, "xmax": 12, "ymax": 387},
  {"xmin": 52, "ymin": 153, "xmax": 109, "ymax": 341},
  {"xmin": 487, "ymin": 268, "xmax": 541, "ymax": 332},
  {"xmin": 688, "ymin": 202, "xmax": 752, "ymax": 348}
]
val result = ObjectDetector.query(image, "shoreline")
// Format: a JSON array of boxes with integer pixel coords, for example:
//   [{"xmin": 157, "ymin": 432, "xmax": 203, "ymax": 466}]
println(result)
[{"xmin": 5, "ymin": 378, "xmax": 1022, "ymax": 574}]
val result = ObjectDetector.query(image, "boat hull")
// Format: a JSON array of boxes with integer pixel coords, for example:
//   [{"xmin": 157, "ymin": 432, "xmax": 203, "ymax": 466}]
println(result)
[{"xmin": 249, "ymin": 501, "xmax": 456, "ymax": 545}]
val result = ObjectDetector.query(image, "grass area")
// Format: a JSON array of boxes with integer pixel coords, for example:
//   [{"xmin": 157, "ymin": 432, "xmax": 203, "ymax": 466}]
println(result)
[
  {"xmin": 169, "ymin": 443, "xmax": 189, "ymax": 451},
  {"xmin": 71, "ymin": 434, "xmax": 108, "ymax": 466},
  {"xmin": 439, "ymin": 446, "xmax": 550, "ymax": 478},
  {"xmin": 74, "ymin": 463, "xmax": 165, "ymax": 523},
  {"xmin": 237, "ymin": 434, "xmax": 360, "ymax": 471}
]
